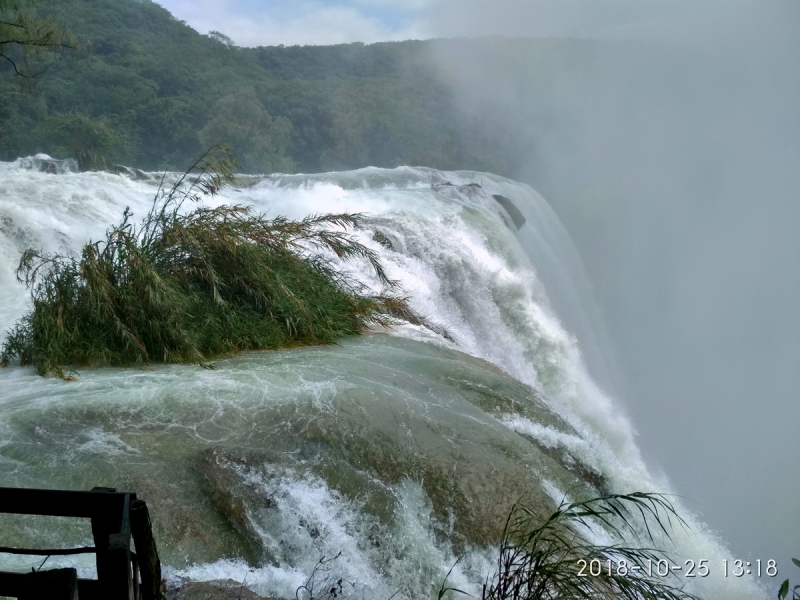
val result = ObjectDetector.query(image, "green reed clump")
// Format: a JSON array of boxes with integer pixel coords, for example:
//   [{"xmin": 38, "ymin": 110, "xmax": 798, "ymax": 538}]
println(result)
[
  {"xmin": 478, "ymin": 492, "xmax": 702, "ymax": 600},
  {"xmin": 0, "ymin": 147, "xmax": 415, "ymax": 377}
]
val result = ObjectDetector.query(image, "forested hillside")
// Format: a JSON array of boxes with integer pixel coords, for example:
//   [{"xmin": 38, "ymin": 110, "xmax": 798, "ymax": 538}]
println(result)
[
  {"xmin": 0, "ymin": 0, "xmax": 582, "ymax": 175},
  {"xmin": 0, "ymin": 0, "xmax": 459, "ymax": 172},
  {"xmin": 0, "ymin": 0, "xmax": 700, "ymax": 331}
]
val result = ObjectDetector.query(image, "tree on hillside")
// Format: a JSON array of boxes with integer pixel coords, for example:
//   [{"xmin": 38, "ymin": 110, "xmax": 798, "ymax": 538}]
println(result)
[
  {"xmin": 320, "ymin": 80, "xmax": 453, "ymax": 170},
  {"xmin": 207, "ymin": 30, "xmax": 234, "ymax": 47},
  {"xmin": 0, "ymin": 0, "xmax": 78, "ymax": 79},
  {"xmin": 199, "ymin": 86, "xmax": 294, "ymax": 174},
  {"xmin": 41, "ymin": 113, "xmax": 129, "ymax": 170}
]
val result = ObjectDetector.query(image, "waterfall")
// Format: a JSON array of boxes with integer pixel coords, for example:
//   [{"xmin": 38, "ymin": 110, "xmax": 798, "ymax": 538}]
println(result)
[{"xmin": 0, "ymin": 159, "xmax": 765, "ymax": 599}]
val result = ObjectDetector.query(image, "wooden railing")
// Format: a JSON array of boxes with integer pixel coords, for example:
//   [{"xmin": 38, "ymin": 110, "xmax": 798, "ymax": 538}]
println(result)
[{"xmin": 0, "ymin": 486, "xmax": 162, "ymax": 600}]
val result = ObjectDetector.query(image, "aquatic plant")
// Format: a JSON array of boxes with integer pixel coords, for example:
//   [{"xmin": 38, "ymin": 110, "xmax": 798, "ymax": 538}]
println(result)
[
  {"xmin": 296, "ymin": 552, "xmax": 355, "ymax": 600},
  {"xmin": 0, "ymin": 147, "xmax": 415, "ymax": 377},
  {"xmin": 478, "ymin": 492, "xmax": 702, "ymax": 600}
]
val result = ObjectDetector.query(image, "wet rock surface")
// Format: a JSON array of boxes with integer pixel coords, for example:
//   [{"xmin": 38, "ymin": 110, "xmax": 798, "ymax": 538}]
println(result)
[
  {"xmin": 17, "ymin": 155, "xmax": 78, "ymax": 174},
  {"xmin": 108, "ymin": 164, "xmax": 151, "ymax": 180},
  {"xmin": 166, "ymin": 580, "xmax": 281, "ymax": 600},
  {"xmin": 0, "ymin": 335, "xmax": 603, "ymax": 595}
]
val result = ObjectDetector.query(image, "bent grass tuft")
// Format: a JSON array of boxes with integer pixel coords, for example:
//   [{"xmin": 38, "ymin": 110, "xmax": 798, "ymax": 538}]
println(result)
[
  {"xmin": 0, "ymin": 146, "xmax": 417, "ymax": 377},
  {"xmin": 479, "ymin": 492, "xmax": 703, "ymax": 600}
]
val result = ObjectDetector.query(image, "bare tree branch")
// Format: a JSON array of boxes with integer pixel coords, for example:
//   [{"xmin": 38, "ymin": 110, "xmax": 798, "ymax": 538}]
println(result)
[{"xmin": 0, "ymin": 1, "xmax": 79, "ymax": 80}]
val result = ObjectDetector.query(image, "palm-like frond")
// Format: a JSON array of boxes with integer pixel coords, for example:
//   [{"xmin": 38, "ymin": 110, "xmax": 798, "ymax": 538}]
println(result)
[{"xmin": 482, "ymin": 493, "xmax": 702, "ymax": 600}]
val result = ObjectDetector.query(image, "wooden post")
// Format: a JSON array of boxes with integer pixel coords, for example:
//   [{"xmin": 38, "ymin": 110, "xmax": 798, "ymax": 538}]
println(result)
[
  {"xmin": 0, "ymin": 486, "xmax": 145, "ymax": 600},
  {"xmin": 91, "ymin": 491, "xmax": 134, "ymax": 600},
  {"xmin": 19, "ymin": 568, "xmax": 78, "ymax": 600},
  {"xmin": 107, "ymin": 531, "xmax": 134, "ymax": 600},
  {"xmin": 130, "ymin": 499, "xmax": 162, "ymax": 600}
]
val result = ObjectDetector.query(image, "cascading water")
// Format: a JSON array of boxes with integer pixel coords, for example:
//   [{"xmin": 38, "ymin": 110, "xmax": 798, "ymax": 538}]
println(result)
[{"xmin": 0, "ymin": 158, "xmax": 765, "ymax": 599}]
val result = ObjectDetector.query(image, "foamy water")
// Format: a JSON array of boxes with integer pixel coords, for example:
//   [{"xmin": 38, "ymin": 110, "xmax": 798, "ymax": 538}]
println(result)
[{"xmin": 0, "ymin": 159, "xmax": 766, "ymax": 599}]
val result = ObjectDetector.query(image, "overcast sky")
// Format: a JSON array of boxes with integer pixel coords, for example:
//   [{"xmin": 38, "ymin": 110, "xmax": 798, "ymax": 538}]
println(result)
[
  {"xmin": 154, "ymin": 0, "xmax": 432, "ymax": 46},
  {"xmin": 154, "ymin": 0, "xmax": 796, "ymax": 48}
]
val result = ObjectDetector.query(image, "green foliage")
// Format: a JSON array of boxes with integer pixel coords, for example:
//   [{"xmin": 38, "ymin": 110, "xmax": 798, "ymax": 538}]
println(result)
[
  {"xmin": 207, "ymin": 30, "xmax": 234, "ymax": 48},
  {"xmin": 0, "ymin": 81, "xmax": 47, "ymax": 155},
  {"xmin": 479, "ymin": 492, "xmax": 702, "ymax": 600},
  {"xmin": 0, "ymin": 0, "xmax": 79, "ymax": 79},
  {"xmin": 0, "ymin": 0, "xmax": 544, "ymax": 175},
  {"xmin": 0, "ymin": 0, "xmax": 646, "ymax": 179},
  {"xmin": 41, "ymin": 112, "xmax": 129, "ymax": 170},
  {"xmin": 199, "ymin": 86, "xmax": 294, "ymax": 174},
  {"xmin": 319, "ymin": 79, "xmax": 453, "ymax": 170},
  {"xmin": 0, "ymin": 147, "xmax": 415, "ymax": 378},
  {"xmin": 778, "ymin": 557, "xmax": 800, "ymax": 600}
]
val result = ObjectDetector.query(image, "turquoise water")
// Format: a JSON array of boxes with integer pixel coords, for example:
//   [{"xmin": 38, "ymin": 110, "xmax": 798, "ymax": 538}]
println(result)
[{"xmin": 0, "ymin": 161, "xmax": 765, "ymax": 599}]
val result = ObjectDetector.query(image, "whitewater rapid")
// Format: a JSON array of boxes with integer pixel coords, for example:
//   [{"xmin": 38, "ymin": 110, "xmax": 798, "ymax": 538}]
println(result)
[{"xmin": 0, "ymin": 158, "xmax": 765, "ymax": 599}]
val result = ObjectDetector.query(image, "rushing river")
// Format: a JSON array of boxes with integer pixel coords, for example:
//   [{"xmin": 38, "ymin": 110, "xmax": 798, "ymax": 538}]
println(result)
[{"xmin": 0, "ymin": 158, "xmax": 764, "ymax": 599}]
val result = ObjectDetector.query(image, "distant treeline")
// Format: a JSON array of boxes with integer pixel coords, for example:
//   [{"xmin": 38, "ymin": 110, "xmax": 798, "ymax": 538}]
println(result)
[{"xmin": 0, "ymin": 0, "xmax": 529, "ymax": 174}]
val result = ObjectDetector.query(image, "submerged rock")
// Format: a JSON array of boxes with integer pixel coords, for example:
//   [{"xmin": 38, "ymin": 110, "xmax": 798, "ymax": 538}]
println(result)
[
  {"xmin": 0, "ymin": 335, "xmax": 605, "ymax": 598},
  {"xmin": 492, "ymin": 194, "xmax": 527, "ymax": 230},
  {"xmin": 16, "ymin": 154, "xmax": 78, "ymax": 174},
  {"xmin": 371, "ymin": 230, "xmax": 393, "ymax": 250},
  {"xmin": 197, "ymin": 448, "xmax": 282, "ymax": 566},
  {"xmin": 166, "ymin": 581, "xmax": 280, "ymax": 600},
  {"xmin": 108, "ymin": 163, "xmax": 150, "ymax": 180}
]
